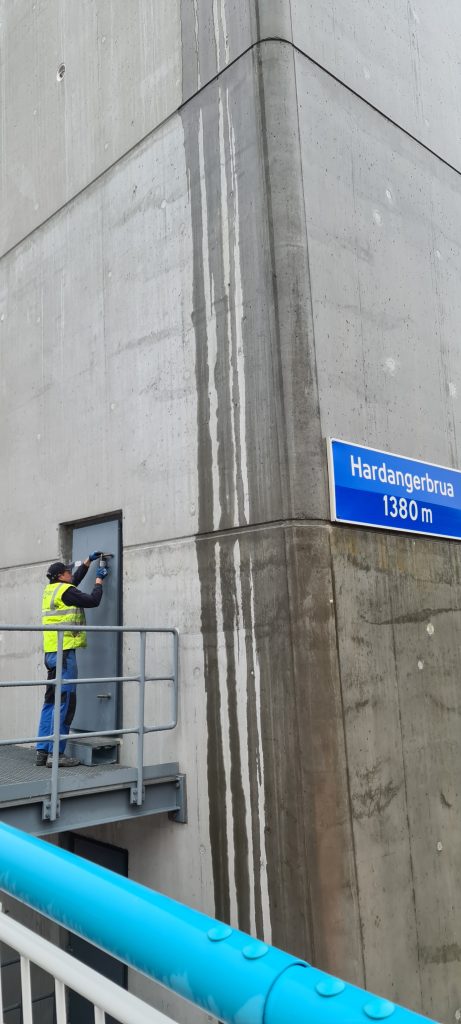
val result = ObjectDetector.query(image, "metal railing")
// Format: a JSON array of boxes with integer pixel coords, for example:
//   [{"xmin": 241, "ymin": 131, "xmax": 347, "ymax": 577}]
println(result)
[
  {"xmin": 0, "ymin": 823, "xmax": 435, "ymax": 1024},
  {"xmin": 0, "ymin": 624, "xmax": 179, "ymax": 821},
  {"xmin": 0, "ymin": 904, "xmax": 176, "ymax": 1024}
]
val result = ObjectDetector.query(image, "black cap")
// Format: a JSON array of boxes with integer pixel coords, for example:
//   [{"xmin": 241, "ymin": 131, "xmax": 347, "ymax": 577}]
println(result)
[{"xmin": 46, "ymin": 561, "xmax": 72, "ymax": 582}]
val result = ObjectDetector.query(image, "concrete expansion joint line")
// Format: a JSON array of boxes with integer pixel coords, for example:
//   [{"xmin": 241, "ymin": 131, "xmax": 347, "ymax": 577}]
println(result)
[
  {"xmin": 288, "ymin": 37, "xmax": 461, "ymax": 177},
  {"xmin": 0, "ymin": 520, "xmax": 341, "ymax": 572},
  {"xmin": 1, "ymin": 37, "xmax": 458, "ymax": 265},
  {"xmin": 125, "ymin": 517, "xmax": 337, "ymax": 551},
  {"xmin": 0, "ymin": 36, "xmax": 257, "ymax": 264},
  {"xmin": 0, "ymin": 519, "xmax": 375, "ymax": 571},
  {"xmin": 0, "ymin": 557, "xmax": 59, "ymax": 574}
]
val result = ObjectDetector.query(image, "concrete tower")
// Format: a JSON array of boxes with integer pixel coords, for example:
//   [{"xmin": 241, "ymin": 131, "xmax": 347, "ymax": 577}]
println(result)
[{"xmin": 1, "ymin": 3, "xmax": 460, "ymax": 1021}]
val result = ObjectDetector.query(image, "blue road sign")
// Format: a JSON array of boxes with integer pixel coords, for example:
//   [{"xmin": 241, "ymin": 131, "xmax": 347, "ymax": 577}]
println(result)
[{"xmin": 328, "ymin": 439, "xmax": 461, "ymax": 540}]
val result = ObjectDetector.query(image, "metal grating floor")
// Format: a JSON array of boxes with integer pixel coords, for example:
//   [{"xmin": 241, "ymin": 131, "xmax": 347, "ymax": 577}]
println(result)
[
  {"xmin": 0, "ymin": 745, "xmax": 129, "ymax": 786},
  {"xmin": 0, "ymin": 746, "xmax": 182, "ymax": 835}
]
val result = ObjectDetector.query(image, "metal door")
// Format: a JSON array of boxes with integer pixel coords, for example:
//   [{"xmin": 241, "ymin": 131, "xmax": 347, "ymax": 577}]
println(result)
[
  {"xmin": 66, "ymin": 834, "xmax": 127, "ymax": 1024},
  {"xmin": 71, "ymin": 519, "xmax": 121, "ymax": 733}
]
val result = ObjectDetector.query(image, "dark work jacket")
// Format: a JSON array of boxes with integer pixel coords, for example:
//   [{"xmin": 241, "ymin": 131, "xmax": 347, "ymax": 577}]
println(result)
[{"xmin": 62, "ymin": 561, "xmax": 103, "ymax": 609}]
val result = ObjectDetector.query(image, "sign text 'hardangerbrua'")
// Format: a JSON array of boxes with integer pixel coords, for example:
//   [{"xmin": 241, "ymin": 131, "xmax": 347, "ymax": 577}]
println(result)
[{"xmin": 328, "ymin": 439, "xmax": 461, "ymax": 540}]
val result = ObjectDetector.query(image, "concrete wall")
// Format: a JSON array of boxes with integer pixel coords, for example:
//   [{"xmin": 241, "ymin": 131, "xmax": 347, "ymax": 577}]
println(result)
[{"xmin": 1, "ymin": 2, "xmax": 461, "ymax": 1021}]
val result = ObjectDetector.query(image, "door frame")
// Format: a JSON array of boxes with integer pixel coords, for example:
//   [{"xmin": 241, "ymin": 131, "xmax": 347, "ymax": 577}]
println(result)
[{"xmin": 59, "ymin": 511, "xmax": 123, "ymax": 730}]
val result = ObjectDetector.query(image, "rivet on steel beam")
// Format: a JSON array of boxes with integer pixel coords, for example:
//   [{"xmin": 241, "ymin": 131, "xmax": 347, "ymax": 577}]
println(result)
[
  {"xmin": 242, "ymin": 941, "xmax": 269, "ymax": 960},
  {"xmin": 207, "ymin": 925, "xmax": 232, "ymax": 942},
  {"xmin": 315, "ymin": 978, "xmax": 346, "ymax": 997},
  {"xmin": 364, "ymin": 998, "xmax": 396, "ymax": 1019}
]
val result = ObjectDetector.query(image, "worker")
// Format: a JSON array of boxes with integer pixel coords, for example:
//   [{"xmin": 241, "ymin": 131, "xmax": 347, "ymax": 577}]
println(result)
[{"xmin": 36, "ymin": 553, "xmax": 109, "ymax": 767}]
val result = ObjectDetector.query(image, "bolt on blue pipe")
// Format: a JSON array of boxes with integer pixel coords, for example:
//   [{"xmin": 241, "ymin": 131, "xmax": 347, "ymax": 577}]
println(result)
[{"xmin": 0, "ymin": 824, "xmax": 436, "ymax": 1024}]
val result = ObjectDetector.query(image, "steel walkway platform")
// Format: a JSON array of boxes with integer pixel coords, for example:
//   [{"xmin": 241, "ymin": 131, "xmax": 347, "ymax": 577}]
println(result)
[{"xmin": 0, "ymin": 747, "xmax": 186, "ymax": 836}]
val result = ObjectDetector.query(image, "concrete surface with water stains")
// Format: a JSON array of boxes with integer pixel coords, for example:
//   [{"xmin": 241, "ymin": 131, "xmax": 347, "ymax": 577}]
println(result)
[{"xmin": 1, "ymin": 2, "xmax": 461, "ymax": 1021}]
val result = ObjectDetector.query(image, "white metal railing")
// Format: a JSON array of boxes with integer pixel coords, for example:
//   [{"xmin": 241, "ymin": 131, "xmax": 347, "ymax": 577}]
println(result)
[{"xmin": 0, "ymin": 906, "xmax": 177, "ymax": 1024}]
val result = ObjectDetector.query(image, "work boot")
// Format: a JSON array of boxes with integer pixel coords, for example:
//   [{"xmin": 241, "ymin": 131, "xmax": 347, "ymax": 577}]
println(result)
[
  {"xmin": 46, "ymin": 754, "xmax": 80, "ymax": 767},
  {"xmin": 35, "ymin": 751, "xmax": 48, "ymax": 766}
]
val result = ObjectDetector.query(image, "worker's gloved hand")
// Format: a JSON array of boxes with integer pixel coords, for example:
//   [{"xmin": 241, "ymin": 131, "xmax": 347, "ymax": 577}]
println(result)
[
  {"xmin": 96, "ymin": 567, "xmax": 109, "ymax": 580},
  {"xmin": 89, "ymin": 551, "xmax": 103, "ymax": 562}
]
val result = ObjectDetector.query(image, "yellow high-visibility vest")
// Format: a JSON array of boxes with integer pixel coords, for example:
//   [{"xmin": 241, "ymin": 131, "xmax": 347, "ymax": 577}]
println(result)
[{"xmin": 42, "ymin": 582, "xmax": 87, "ymax": 652}]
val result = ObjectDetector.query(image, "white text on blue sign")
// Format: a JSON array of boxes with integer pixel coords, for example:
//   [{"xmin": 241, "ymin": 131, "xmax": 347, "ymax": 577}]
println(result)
[{"xmin": 328, "ymin": 440, "xmax": 461, "ymax": 540}]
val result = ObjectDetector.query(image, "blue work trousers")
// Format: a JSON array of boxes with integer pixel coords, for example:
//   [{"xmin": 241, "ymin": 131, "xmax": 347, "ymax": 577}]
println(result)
[{"xmin": 36, "ymin": 649, "xmax": 78, "ymax": 754}]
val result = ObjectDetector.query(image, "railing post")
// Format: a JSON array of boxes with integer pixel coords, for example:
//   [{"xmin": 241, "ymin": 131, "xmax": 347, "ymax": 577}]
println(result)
[
  {"xmin": 55, "ymin": 979, "xmax": 66, "ymax": 1024},
  {"xmin": 49, "ymin": 633, "xmax": 63, "ymax": 822},
  {"xmin": 20, "ymin": 957, "xmax": 33, "ymax": 1024},
  {"xmin": 135, "ymin": 631, "xmax": 146, "ymax": 807},
  {"xmin": 172, "ymin": 629, "xmax": 179, "ymax": 728}
]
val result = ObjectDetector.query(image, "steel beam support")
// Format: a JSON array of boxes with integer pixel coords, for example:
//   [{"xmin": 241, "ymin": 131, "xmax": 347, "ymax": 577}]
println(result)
[
  {"xmin": 0, "ymin": 777, "xmax": 183, "ymax": 836},
  {"xmin": 168, "ymin": 773, "xmax": 187, "ymax": 823}
]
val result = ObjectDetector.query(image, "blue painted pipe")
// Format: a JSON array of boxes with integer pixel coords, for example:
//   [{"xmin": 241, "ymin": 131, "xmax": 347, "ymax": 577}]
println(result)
[{"xmin": 0, "ymin": 823, "xmax": 434, "ymax": 1024}]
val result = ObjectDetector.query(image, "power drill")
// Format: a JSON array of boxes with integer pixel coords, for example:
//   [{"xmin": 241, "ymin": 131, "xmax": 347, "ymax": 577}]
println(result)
[{"xmin": 99, "ymin": 553, "xmax": 113, "ymax": 570}]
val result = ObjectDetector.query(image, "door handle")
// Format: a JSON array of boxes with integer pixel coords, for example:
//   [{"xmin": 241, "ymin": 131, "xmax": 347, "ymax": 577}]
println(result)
[{"xmin": 97, "ymin": 693, "xmax": 112, "ymax": 699}]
